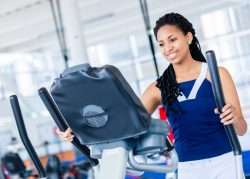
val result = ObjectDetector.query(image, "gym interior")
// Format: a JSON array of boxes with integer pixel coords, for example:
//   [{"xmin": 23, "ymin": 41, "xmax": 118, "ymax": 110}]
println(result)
[{"xmin": 0, "ymin": 0, "xmax": 249, "ymax": 179}]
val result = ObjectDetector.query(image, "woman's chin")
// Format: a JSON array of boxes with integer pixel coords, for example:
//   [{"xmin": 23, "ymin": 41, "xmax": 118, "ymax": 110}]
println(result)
[{"xmin": 168, "ymin": 58, "xmax": 181, "ymax": 64}]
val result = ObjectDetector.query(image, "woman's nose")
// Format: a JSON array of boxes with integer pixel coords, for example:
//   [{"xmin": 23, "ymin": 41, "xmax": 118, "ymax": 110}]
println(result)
[{"xmin": 163, "ymin": 45, "xmax": 173, "ymax": 55}]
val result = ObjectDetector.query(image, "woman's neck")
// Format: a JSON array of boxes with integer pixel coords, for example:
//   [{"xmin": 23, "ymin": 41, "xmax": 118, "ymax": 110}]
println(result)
[{"xmin": 173, "ymin": 57, "xmax": 201, "ymax": 80}]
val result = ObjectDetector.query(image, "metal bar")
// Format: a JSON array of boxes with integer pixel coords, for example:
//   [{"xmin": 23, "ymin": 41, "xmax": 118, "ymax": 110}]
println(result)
[
  {"xmin": 139, "ymin": 0, "xmax": 159, "ymax": 78},
  {"xmin": 38, "ymin": 87, "xmax": 99, "ymax": 166},
  {"xmin": 97, "ymin": 147, "xmax": 128, "ymax": 179},
  {"xmin": 49, "ymin": 0, "xmax": 69, "ymax": 68},
  {"xmin": 55, "ymin": 0, "xmax": 69, "ymax": 68},
  {"xmin": 205, "ymin": 50, "xmax": 243, "ymax": 179},
  {"xmin": 9, "ymin": 95, "xmax": 47, "ymax": 178}
]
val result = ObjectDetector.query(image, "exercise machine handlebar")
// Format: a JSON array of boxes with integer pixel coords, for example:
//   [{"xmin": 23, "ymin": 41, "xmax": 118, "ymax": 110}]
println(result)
[
  {"xmin": 38, "ymin": 87, "xmax": 99, "ymax": 166},
  {"xmin": 205, "ymin": 50, "xmax": 242, "ymax": 155},
  {"xmin": 9, "ymin": 95, "xmax": 47, "ymax": 179}
]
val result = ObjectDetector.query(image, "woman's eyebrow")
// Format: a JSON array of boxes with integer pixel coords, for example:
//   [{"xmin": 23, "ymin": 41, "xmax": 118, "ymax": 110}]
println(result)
[
  {"xmin": 167, "ymin": 34, "xmax": 175, "ymax": 39},
  {"xmin": 158, "ymin": 34, "xmax": 175, "ymax": 42}
]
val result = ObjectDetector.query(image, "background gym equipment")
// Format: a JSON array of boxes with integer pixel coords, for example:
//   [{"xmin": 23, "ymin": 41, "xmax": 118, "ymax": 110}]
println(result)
[
  {"xmin": 206, "ymin": 50, "xmax": 244, "ymax": 179},
  {"xmin": 1, "ymin": 151, "xmax": 35, "ymax": 179},
  {"xmin": 38, "ymin": 64, "xmax": 178, "ymax": 179}
]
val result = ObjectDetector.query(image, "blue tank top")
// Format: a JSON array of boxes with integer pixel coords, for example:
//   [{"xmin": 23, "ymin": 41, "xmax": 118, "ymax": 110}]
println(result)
[{"xmin": 165, "ymin": 63, "xmax": 232, "ymax": 162}]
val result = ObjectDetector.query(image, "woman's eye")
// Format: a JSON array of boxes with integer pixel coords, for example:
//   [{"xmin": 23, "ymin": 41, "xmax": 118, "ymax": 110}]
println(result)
[
  {"xmin": 170, "ymin": 38, "xmax": 177, "ymax": 42},
  {"xmin": 159, "ymin": 43, "xmax": 164, "ymax": 47}
]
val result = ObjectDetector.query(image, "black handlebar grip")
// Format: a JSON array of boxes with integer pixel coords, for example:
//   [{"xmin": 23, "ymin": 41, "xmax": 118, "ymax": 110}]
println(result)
[
  {"xmin": 9, "ymin": 95, "xmax": 47, "ymax": 178},
  {"xmin": 38, "ymin": 87, "xmax": 98, "ymax": 166},
  {"xmin": 206, "ymin": 50, "xmax": 242, "ymax": 155}
]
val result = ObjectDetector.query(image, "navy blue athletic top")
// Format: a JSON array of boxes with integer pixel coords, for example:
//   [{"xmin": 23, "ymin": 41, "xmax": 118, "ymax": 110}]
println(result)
[{"xmin": 161, "ymin": 63, "xmax": 232, "ymax": 162}]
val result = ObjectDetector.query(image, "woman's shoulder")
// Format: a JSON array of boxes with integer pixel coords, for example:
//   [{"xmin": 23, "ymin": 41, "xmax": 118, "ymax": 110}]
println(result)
[
  {"xmin": 146, "ymin": 81, "xmax": 160, "ymax": 92},
  {"xmin": 216, "ymin": 66, "xmax": 232, "ymax": 81},
  {"xmin": 206, "ymin": 66, "xmax": 232, "ymax": 82},
  {"xmin": 218, "ymin": 66, "xmax": 230, "ymax": 75},
  {"xmin": 143, "ymin": 82, "xmax": 161, "ymax": 100}
]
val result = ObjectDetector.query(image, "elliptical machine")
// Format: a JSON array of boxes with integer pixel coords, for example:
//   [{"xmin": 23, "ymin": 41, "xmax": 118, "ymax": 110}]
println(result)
[
  {"xmin": 9, "ymin": 63, "xmax": 178, "ymax": 179},
  {"xmin": 38, "ymin": 63, "xmax": 178, "ymax": 179}
]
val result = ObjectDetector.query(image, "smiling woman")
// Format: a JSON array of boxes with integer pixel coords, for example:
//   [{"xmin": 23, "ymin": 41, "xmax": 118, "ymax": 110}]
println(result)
[
  {"xmin": 140, "ymin": 12, "xmax": 247, "ymax": 179},
  {"xmin": 156, "ymin": 25, "xmax": 193, "ymax": 64}
]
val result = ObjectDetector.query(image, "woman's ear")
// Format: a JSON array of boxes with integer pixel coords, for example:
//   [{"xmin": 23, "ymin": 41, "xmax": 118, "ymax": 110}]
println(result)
[{"xmin": 186, "ymin": 32, "xmax": 193, "ymax": 45}]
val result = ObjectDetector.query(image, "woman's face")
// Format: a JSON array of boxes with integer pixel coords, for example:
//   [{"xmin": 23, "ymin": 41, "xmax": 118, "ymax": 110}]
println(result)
[{"xmin": 156, "ymin": 24, "xmax": 192, "ymax": 65}]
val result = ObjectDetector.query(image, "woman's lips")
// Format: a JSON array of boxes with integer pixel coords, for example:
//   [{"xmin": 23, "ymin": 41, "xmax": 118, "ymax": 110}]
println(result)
[{"xmin": 167, "ymin": 53, "xmax": 177, "ymax": 60}]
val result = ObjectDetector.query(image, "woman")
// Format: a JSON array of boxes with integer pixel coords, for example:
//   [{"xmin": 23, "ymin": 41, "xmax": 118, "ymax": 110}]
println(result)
[{"xmin": 57, "ymin": 12, "xmax": 247, "ymax": 179}]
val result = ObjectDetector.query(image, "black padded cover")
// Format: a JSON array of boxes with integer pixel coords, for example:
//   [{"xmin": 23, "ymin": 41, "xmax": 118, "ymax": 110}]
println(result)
[{"xmin": 50, "ymin": 64, "xmax": 150, "ymax": 145}]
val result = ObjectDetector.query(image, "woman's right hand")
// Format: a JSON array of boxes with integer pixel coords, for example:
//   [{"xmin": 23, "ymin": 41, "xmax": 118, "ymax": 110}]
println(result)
[{"xmin": 56, "ymin": 128, "xmax": 74, "ymax": 142}]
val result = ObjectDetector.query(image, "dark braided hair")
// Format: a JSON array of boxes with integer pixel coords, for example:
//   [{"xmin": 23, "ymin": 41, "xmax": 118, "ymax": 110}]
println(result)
[{"xmin": 154, "ymin": 12, "xmax": 206, "ymax": 106}]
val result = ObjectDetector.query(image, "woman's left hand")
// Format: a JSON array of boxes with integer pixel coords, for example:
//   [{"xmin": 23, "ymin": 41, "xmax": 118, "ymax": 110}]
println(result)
[{"xmin": 215, "ymin": 104, "xmax": 237, "ymax": 125}]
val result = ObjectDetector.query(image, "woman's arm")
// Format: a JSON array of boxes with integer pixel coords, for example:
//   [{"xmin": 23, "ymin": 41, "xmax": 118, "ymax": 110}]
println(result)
[
  {"xmin": 141, "ymin": 82, "xmax": 162, "ymax": 114},
  {"xmin": 219, "ymin": 67, "xmax": 247, "ymax": 136}
]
